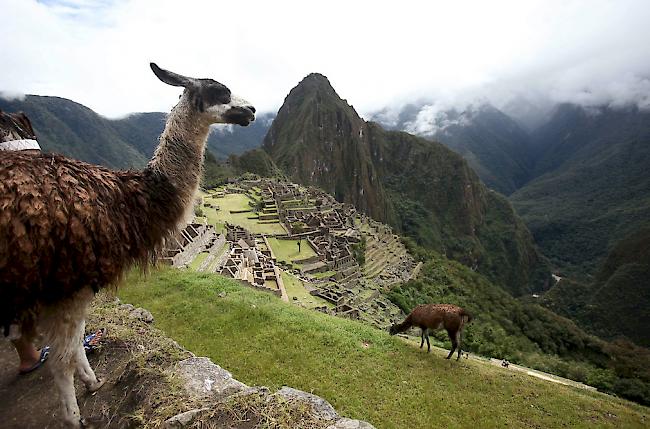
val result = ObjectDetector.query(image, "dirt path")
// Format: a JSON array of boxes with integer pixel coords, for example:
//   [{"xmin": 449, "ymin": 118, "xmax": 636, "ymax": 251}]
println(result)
[
  {"xmin": 0, "ymin": 340, "xmax": 64, "ymax": 428},
  {"xmin": 0, "ymin": 337, "xmax": 156, "ymax": 429}
]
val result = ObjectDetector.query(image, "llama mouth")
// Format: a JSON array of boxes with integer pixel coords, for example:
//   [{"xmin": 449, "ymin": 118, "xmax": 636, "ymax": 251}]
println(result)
[{"xmin": 225, "ymin": 107, "xmax": 256, "ymax": 127}]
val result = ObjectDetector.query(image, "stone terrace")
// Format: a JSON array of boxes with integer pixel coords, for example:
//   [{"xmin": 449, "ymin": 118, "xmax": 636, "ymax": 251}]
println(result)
[{"xmin": 196, "ymin": 179, "xmax": 419, "ymax": 328}]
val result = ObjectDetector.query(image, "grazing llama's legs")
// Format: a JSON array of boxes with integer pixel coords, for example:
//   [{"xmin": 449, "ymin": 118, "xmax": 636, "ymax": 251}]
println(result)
[
  {"xmin": 445, "ymin": 328, "xmax": 457, "ymax": 360},
  {"xmin": 420, "ymin": 328, "xmax": 431, "ymax": 352},
  {"xmin": 41, "ymin": 287, "xmax": 100, "ymax": 428},
  {"xmin": 455, "ymin": 330, "xmax": 463, "ymax": 360}
]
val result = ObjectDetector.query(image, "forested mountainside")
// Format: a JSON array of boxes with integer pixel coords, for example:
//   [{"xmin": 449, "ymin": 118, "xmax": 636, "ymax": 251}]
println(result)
[
  {"xmin": 511, "ymin": 104, "xmax": 650, "ymax": 278},
  {"xmin": 540, "ymin": 226, "xmax": 650, "ymax": 347},
  {"xmin": 0, "ymin": 95, "xmax": 147, "ymax": 168}
]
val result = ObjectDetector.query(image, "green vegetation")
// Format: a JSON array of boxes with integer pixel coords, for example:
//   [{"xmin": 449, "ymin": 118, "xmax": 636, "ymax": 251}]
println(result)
[
  {"xmin": 351, "ymin": 235, "xmax": 366, "ymax": 266},
  {"xmin": 202, "ymin": 193, "xmax": 285, "ymax": 235},
  {"xmin": 281, "ymin": 271, "xmax": 332, "ymax": 309},
  {"xmin": 228, "ymin": 148, "xmax": 283, "ymax": 178},
  {"xmin": 310, "ymin": 270, "xmax": 336, "ymax": 279},
  {"xmin": 387, "ymin": 250, "xmax": 650, "ymax": 405},
  {"xmin": 118, "ymin": 268, "xmax": 648, "ymax": 428},
  {"xmin": 267, "ymin": 238, "xmax": 316, "ymax": 263},
  {"xmin": 511, "ymin": 105, "xmax": 650, "ymax": 279},
  {"xmin": 541, "ymin": 227, "xmax": 650, "ymax": 347},
  {"xmin": 0, "ymin": 95, "xmax": 147, "ymax": 169},
  {"xmin": 188, "ymin": 252, "xmax": 209, "ymax": 271}
]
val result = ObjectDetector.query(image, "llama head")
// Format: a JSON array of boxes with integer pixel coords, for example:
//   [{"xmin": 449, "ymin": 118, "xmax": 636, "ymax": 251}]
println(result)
[
  {"xmin": 388, "ymin": 324, "xmax": 400, "ymax": 336},
  {"xmin": 0, "ymin": 111, "xmax": 37, "ymax": 142},
  {"xmin": 150, "ymin": 63, "xmax": 255, "ymax": 126}
]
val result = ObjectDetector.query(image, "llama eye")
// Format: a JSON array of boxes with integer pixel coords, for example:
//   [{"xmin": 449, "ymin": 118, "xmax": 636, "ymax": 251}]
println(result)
[{"xmin": 201, "ymin": 84, "xmax": 232, "ymax": 106}]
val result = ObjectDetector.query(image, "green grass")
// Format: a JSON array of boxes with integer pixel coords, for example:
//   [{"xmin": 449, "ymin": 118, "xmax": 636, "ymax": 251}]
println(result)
[
  {"xmin": 281, "ymin": 271, "xmax": 332, "ymax": 309},
  {"xmin": 119, "ymin": 269, "xmax": 648, "ymax": 429},
  {"xmin": 267, "ymin": 238, "xmax": 317, "ymax": 263},
  {"xmin": 309, "ymin": 270, "xmax": 336, "ymax": 279},
  {"xmin": 203, "ymin": 193, "xmax": 286, "ymax": 235},
  {"xmin": 188, "ymin": 252, "xmax": 209, "ymax": 270}
]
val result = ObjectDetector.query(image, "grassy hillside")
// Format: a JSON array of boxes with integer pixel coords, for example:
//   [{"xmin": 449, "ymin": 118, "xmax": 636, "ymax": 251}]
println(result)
[
  {"xmin": 117, "ymin": 268, "xmax": 649, "ymax": 428},
  {"xmin": 387, "ymin": 245, "xmax": 650, "ymax": 406}
]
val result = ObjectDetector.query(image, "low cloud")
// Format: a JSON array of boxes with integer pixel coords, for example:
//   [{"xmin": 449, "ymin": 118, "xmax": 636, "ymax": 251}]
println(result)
[
  {"xmin": 0, "ymin": 91, "xmax": 26, "ymax": 101},
  {"xmin": 1, "ymin": 1, "xmax": 649, "ymax": 119}
]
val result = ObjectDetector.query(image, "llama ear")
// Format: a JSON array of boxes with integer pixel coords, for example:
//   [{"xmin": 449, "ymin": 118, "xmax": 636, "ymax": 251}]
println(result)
[{"xmin": 150, "ymin": 63, "xmax": 195, "ymax": 88}]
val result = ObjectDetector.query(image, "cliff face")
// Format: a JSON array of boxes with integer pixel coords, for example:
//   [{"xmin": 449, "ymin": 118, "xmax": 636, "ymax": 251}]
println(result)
[
  {"xmin": 263, "ymin": 74, "xmax": 389, "ymax": 221},
  {"xmin": 260, "ymin": 74, "xmax": 550, "ymax": 295}
]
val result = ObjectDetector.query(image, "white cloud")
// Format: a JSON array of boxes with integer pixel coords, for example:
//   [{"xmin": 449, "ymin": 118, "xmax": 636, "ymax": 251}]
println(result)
[{"xmin": 1, "ymin": 0, "xmax": 650, "ymax": 118}]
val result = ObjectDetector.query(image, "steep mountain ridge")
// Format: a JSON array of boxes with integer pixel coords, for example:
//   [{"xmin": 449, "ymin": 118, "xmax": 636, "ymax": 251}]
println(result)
[
  {"xmin": 540, "ymin": 226, "xmax": 650, "ymax": 347},
  {"xmin": 261, "ymin": 74, "xmax": 550, "ymax": 295},
  {"xmin": 264, "ymin": 73, "xmax": 390, "ymax": 220}
]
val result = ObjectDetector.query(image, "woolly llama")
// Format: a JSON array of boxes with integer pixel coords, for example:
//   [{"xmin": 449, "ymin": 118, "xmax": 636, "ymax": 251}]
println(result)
[
  {"xmin": 0, "ymin": 63, "xmax": 255, "ymax": 427},
  {"xmin": 389, "ymin": 304, "xmax": 472, "ymax": 360}
]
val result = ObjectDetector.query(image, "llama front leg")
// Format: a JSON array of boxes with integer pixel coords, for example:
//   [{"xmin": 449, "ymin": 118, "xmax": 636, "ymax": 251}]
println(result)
[
  {"xmin": 43, "ymin": 287, "xmax": 95, "ymax": 428},
  {"xmin": 75, "ymin": 321, "xmax": 104, "ymax": 392},
  {"xmin": 455, "ymin": 330, "xmax": 462, "ymax": 360},
  {"xmin": 50, "ymin": 357, "xmax": 82, "ymax": 428},
  {"xmin": 445, "ymin": 329, "xmax": 457, "ymax": 360}
]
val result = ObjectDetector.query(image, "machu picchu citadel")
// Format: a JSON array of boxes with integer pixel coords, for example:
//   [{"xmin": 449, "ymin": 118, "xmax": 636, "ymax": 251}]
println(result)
[{"xmin": 163, "ymin": 177, "xmax": 419, "ymax": 328}]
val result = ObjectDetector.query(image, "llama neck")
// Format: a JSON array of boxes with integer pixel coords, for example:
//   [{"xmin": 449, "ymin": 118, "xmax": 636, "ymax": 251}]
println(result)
[
  {"xmin": 146, "ymin": 96, "xmax": 209, "ymax": 223},
  {"xmin": 394, "ymin": 317, "xmax": 413, "ymax": 333}
]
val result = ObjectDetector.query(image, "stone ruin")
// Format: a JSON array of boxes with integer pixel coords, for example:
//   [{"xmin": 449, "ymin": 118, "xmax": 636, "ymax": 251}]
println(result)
[
  {"xmin": 190, "ymin": 178, "xmax": 419, "ymax": 328},
  {"xmin": 161, "ymin": 223, "xmax": 219, "ymax": 267},
  {"xmin": 219, "ymin": 223, "xmax": 286, "ymax": 300}
]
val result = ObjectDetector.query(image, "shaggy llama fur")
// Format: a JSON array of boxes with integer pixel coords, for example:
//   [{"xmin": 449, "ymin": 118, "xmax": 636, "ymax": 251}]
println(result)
[{"xmin": 0, "ymin": 63, "xmax": 255, "ymax": 427}]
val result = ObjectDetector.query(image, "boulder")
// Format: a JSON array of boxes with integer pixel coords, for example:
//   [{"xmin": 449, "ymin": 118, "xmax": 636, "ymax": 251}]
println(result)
[
  {"xmin": 162, "ymin": 408, "xmax": 209, "ymax": 429},
  {"xmin": 129, "ymin": 307, "xmax": 154, "ymax": 323},
  {"xmin": 276, "ymin": 386, "xmax": 339, "ymax": 421},
  {"xmin": 176, "ymin": 357, "xmax": 248, "ymax": 400},
  {"xmin": 327, "ymin": 418, "xmax": 377, "ymax": 429}
]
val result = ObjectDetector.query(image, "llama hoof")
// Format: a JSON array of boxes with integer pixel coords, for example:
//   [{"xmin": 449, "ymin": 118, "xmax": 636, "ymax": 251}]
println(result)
[
  {"xmin": 80, "ymin": 416, "xmax": 103, "ymax": 428},
  {"xmin": 87, "ymin": 378, "xmax": 105, "ymax": 393}
]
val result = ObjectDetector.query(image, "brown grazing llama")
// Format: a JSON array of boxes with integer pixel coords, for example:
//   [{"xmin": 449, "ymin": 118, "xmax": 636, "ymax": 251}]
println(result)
[
  {"xmin": 0, "ymin": 63, "xmax": 255, "ymax": 428},
  {"xmin": 389, "ymin": 304, "xmax": 473, "ymax": 360}
]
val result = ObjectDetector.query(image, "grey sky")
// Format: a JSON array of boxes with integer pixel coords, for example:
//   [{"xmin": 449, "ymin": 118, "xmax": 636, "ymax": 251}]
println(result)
[{"xmin": 2, "ymin": 0, "xmax": 650, "ymax": 118}]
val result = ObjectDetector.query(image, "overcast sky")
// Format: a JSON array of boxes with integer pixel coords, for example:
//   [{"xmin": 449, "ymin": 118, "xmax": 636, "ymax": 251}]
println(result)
[{"xmin": 2, "ymin": 0, "xmax": 650, "ymax": 118}]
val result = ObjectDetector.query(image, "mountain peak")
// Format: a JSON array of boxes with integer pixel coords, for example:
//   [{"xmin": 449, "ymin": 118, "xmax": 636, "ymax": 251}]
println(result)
[
  {"xmin": 290, "ymin": 72, "xmax": 337, "ymax": 98},
  {"xmin": 302, "ymin": 72, "xmax": 330, "ymax": 82}
]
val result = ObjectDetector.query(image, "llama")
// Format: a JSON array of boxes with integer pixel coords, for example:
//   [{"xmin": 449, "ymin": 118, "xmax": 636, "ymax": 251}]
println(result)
[
  {"xmin": 0, "ymin": 110, "xmax": 40, "ymax": 153},
  {"xmin": 389, "ymin": 304, "xmax": 472, "ymax": 360},
  {"xmin": 0, "ymin": 63, "xmax": 255, "ymax": 427}
]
